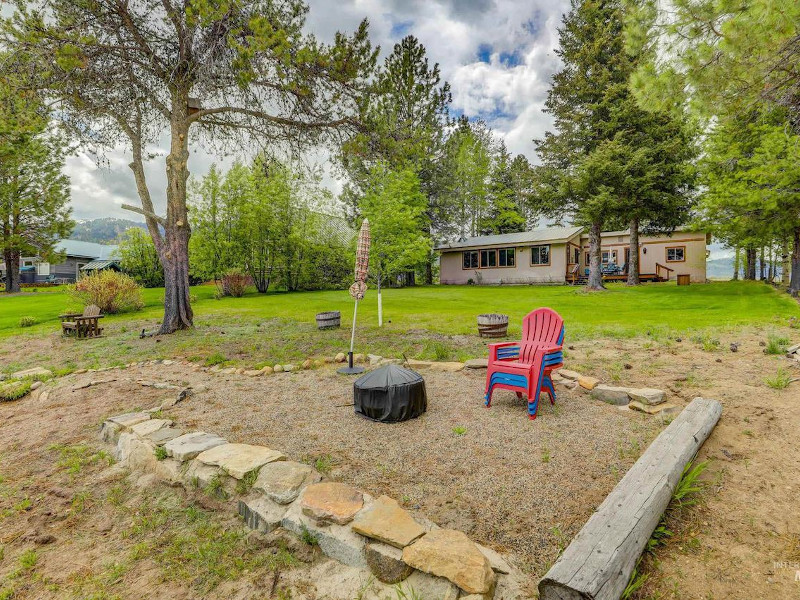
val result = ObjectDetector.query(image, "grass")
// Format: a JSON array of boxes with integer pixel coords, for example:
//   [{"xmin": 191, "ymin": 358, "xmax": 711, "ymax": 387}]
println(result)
[
  {"xmin": 764, "ymin": 367, "xmax": 793, "ymax": 389},
  {"xmin": 764, "ymin": 333, "xmax": 792, "ymax": 355},
  {"xmin": 624, "ymin": 461, "xmax": 709, "ymax": 599},
  {"xmin": 0, "ymin": 281, "xmax": 797, "ymax": 374}
]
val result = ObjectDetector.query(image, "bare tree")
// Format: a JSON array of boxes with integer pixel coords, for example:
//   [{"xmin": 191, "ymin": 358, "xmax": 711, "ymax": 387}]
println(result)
[{"xmin": 4, "ymin": 0, "xmax": 376, "ymax": 332}]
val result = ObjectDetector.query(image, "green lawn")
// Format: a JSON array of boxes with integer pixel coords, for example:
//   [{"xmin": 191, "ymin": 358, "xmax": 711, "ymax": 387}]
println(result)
[
  {"xmin": 1, "ymin": 280, "xmax": 796, "ymax": 337},
  {"xmin": 0, "ymin": 281, "xmax": 797, "ymax": 373}
]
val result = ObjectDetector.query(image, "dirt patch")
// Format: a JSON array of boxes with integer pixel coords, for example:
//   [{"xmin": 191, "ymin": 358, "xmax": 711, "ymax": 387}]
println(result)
[{"xmin": 2, "ymin": 325, "xmax": 799, "ymax": 598}]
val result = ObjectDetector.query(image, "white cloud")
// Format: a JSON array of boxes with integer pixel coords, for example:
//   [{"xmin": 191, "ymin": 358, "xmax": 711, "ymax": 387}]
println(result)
[{"xmin": 62, "ymin": 0, "xmax": 571, "ymax": 220}]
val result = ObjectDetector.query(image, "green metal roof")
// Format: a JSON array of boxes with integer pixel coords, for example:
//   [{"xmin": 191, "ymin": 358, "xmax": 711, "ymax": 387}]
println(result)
[{"xmin": 80, "ymin": 259, "xmax": 121, "ymax": 271}]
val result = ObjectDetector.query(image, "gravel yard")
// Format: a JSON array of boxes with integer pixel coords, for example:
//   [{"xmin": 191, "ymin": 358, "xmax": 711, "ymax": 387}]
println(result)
[{"xmin": 155, "ymin": 363, "xmax": 664, "ymax": 578}]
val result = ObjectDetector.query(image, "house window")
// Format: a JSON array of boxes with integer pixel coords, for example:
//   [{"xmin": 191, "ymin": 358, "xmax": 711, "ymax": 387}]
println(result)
[
  {"xmin": 573, "ymin": 247, "xmax": 580, "ymax": 264},
  {"xmin": 601, "ymin": 250, "xmax": 618, "ymax": 265},
  {"xmin": 498, "ymin": 248, "xmax": 515, "ymax": 267},
  {"xmin": 530, "ymin": 245, "xmax": 550, "ymax": 266},
  {"xmin": 480, "ymin": 249, "xmax": 497, "ymax": 268},
  {"xmin": 462, "ymin": 251, "xmax": 479, "ymax": 269},
  {"xmin": 585, "ymin": 252, "xmax": 590, "ymax": 266},
  {"xmin": 22, "ymin": 260, "xmax": 34, "ymax": 267},
  {"xmin": 666, "ymin": 246, "xmax": 685, "ymax": 262}
]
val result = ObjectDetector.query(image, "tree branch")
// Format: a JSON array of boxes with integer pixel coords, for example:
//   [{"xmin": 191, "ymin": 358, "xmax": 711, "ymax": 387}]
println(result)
[{"xmin": 121, "ymin": 203, "xmax": 166, "ymax": 226}]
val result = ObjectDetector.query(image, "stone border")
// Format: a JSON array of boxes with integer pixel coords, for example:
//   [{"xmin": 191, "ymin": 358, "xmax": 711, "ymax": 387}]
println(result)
[{"xmin": 99, "ymin": 407, "xmax": 522, "ymax": 599}]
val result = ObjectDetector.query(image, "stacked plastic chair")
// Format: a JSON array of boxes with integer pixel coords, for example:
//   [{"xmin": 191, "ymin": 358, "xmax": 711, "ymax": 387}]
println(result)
[{"xmin": 484, "ymin": 308, "xmax": 565, "ymax": 420}]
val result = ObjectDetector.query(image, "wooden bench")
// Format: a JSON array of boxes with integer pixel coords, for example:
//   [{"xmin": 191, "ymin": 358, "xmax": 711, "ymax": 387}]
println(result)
[{"xmin": 60, "ymin": 305, "xmax": 104, "ymax": 339}]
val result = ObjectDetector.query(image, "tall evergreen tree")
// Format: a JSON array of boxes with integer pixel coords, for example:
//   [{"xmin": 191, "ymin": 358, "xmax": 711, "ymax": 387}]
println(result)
[
  {"xmin": 482, "ymin": 142, "xmax": 527, "ymax": 235},
  {"xmin": 535, "ymin": 0, "xmax": 696, "ymax": 289},
  {"xmin": 339, "ymin": 35, "xmax": 450, "ymax": 283},
  {"xmin": 0, "ymin": 62, "xmax": 72, "ymax": 293}
]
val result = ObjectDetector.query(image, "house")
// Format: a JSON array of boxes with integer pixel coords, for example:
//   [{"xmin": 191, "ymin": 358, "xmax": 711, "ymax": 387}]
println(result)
[
  {"xmin": 1, "ymin": 240, "xmax": 119, "ymax": 284},
  {"xmin": 436, "ymin": 226, "xmax": 709, "ymax": 285}
]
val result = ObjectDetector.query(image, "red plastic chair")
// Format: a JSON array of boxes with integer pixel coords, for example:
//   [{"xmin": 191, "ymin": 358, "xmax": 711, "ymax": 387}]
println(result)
[{"xmin": 484, "ymin": 308, "xmax": 565, "ymax": 419}]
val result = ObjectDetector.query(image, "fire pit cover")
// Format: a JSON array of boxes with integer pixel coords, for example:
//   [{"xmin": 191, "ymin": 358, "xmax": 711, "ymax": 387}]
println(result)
[{"xmin": 353, "ymin": 364, "xmax": 427, "ymax": 423}]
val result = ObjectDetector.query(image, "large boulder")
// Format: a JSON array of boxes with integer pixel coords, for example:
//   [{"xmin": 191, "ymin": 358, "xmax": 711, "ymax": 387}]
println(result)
[
  {"xmin": 351, "ymin": 495, "xmax": 426, "ymax": 549},
  {"xmin": 402, "ymin": 529, "xmax": 496, "ymax": 595},
  {"xmin": 301, "ymin": 482, "xmax": 364, "ymax": 526}
]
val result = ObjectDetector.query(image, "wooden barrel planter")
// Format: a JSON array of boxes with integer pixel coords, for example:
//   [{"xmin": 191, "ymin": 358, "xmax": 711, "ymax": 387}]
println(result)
[
  {"xmin": 315, "ymin": 311, "xmax": 341, "ymax": 330},
  {"xmin": 477, "ymin": 313, "xmax": 509, "ymax": 338}
]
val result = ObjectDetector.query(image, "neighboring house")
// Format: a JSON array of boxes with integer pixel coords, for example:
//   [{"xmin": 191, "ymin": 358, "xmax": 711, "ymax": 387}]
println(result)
[
  {"xmin": 437, "ymin": 226, "xmax": 709, "ymax": 285},
  {"xmin": 1, "ymin": 240, "xmax": 119, "ymax": 284}
]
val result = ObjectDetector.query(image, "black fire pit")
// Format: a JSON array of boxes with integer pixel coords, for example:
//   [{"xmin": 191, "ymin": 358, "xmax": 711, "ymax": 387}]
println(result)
[{"xmin": 353, "ymin": 364, "xmax": 427, "ymax": 423}]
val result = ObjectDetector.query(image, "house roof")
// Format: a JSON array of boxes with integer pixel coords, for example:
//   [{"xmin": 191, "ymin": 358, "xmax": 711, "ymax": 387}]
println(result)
[
  {"xmin": 56, "ymin": 240, "xmax": 119, "ymax": 259},
  {"xmin": 436, "ymin": 226, "xmax": 584, "ymax": 251},
  {"xmin": 80, "ymin": 259, "xmax": 121, "ymax": 271}
]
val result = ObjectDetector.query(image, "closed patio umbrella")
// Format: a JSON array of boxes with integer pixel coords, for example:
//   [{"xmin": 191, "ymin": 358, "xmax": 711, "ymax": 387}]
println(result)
[{"xmin": 339, "ymin": 219, "xmax": 370, "ymax": 374}]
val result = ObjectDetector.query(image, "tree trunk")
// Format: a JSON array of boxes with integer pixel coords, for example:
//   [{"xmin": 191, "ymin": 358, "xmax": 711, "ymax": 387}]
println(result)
[
  {"xmin": 159, "ymin": 108, "xmax": 193, "ymax": 334},
  {"xmin": 733, "ymin": 247, "xmax": 740, "ymax": 281},
  {"xmin": 759, "ymin": 247, "xmax": 766, "ymax": 280},
  {"xmin": 790, "ymin": 226, "xmax": 800, "ymax": 296},
  {"xmin": 3, "ymin": 249, "xmax": 20, "ymax": 293},
  {"xmin": 746, "ymin": 247, "xmax": 756, "ymax": 280},
  {"xmin": 782, "ymin": 239, "xmax": 791, "ymax": 287},
  {"xmin": 626, "ymin": 217, "xmax": 640, "ymax": 286},
  {"xmin": 586, "ymin": 220, "xmax": 604, "ymax": 291}
]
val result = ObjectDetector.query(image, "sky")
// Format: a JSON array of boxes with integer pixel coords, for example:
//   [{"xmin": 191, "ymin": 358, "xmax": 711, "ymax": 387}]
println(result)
[{"xmin": 63, "ymin": 0, "xmax": 570, "ymax": 222}]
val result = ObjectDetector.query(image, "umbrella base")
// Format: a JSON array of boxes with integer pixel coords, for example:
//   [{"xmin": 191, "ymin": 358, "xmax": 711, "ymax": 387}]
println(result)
[
  {"xmin": 337, "ymin": 366, "xmax": 365, "ymax": 375},
  {"xmin": 337, "ymin": 351, "xmax": 365, "ymax": 375}
]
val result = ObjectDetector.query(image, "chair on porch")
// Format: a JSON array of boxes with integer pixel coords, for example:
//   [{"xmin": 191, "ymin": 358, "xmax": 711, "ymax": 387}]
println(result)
[{"xmin": 484, "ymin": 308, "xmax": 565, "ymax": 420}]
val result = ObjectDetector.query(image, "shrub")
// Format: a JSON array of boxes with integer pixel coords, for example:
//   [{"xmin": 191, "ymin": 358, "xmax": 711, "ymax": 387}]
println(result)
[
  {"xmin": 217, "ymin": 268, "xmax": 251, "ymax": 298},
  {"xmin": 18, "ymin": 316, "xmax": 37, "ymax": 328},
  {"xmin": 68, "ymin": 271, "xmax": 144, "ymax": 314}
]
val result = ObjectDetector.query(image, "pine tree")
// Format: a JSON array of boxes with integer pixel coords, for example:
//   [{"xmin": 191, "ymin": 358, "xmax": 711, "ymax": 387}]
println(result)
[
  {"xmin": 482, "ymin": 142, "xmax": 526, "ymax": 235},
  {"xmin": 0, "ymin": 64, "xmax": 72, "ymax": 293},
  {"xmin": 535, "ymin": 0, "xmax": 696, "ymax": 288},
  {"xmin": 339, "ymin": 35, "xmax": 450, "ymax": 284}
]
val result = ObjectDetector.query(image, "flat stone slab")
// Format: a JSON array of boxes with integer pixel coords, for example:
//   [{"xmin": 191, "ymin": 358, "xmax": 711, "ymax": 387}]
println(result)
[
  {"xmin": 282, "ymin": 497, "xmax": 367, "ymax": 568},
  {"xmin": 351, "ymin": 495, "xmax": 426, "ymax": 548},
  {"xmin": 464, "ymin": 358, "xmax": 488, "ymax": 369},
  {"xmin": 477, "ymin": 543, "xmax": 512, "ymax": 574},
  {"xmin": 301, "ymin": 482, "xmax": 364, "ymax": 525},
  {"xmin": 629, "ymin": 401, "xmax": 680, "ymax": 416},
  {"xmin": 145, "ymin": 427, "xmax": 185, "ymax": 446},
  {"xmin": 12, "ymin": 367, "xmax": 52, "ymax": 379},
  {"xmin": 402, "ymin": 528, "xmax": 495, "ymax": 595},
  {"xmin": 238, "ymin": 496, "xmax": 288, "ymax": 534},
  {"xmin": 628, "ymin": 388, "xmax": 666, "ymax": 406},
  {"xmin": 107, "ymin": 412, "xmax": 151, "ymax": 429},
  {"xmin": 558, "ymin": 369, "xmax": 580, "ymax": 381},
  {"xmin": 254, "ymin": 460, "xmax": 318, "ymax": 504},
  {"xmin": 195, "ymin": 443, "xmax": 285, "ymax": 479},
  {"xmin": 591, "ymin": 385, "xmax": 634, "ymax": 406},
  {"xmin": 578, "ymin": 375, "xmax": 600, "ymax": 390},
  {"xmin": 130, "ymin": 419, "xmax": 173, "ymax": 438},
  {"xmin": 164, "ymin": 432, "xmax": 227, "ymax": 462}
]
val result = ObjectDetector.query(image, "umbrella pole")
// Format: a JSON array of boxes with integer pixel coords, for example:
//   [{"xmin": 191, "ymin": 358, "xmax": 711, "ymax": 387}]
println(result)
[{"xmin": 348, "ymin": 299, "xmax": 358, "ymax": 368}]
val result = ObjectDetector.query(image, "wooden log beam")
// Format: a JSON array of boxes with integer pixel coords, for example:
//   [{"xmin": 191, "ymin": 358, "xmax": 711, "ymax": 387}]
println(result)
[{"xmin": 539, "ymin": 397, "xmax": 722, "ymax": 600}]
